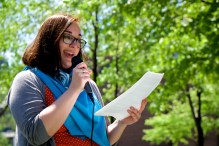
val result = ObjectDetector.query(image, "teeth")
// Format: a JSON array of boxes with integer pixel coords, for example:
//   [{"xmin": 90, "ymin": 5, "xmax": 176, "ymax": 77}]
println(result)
[{"xmin": 65, "ymin": 51, "xmax": 74, "ymax": 56}]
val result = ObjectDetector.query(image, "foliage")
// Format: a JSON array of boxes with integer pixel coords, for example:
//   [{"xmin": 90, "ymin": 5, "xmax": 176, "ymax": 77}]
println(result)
[
  {"xmin": 0, "ymin": 134, "xmax": 10, "ymax": 146},
  {"xmin": 0, "ymin": 0, "xmax": 219, "ymax": 145},
  {"xmin": 143, "ymin": 103, "xmax": 194, "ymax": 145},
  {"xmin": 126, "ymin": 1, "xmax": 219, "ymax": 145}
]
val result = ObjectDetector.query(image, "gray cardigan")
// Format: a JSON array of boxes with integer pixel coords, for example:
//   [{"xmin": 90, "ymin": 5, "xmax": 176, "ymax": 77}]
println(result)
[{"xmin": 8, "ymin": 70, "xmax": 109, "ymax": 146}]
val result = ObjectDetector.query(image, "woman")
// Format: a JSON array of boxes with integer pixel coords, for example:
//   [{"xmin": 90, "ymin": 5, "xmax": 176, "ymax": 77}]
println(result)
[{"xmin": 8, "ymin": 13, "xmax": 147, "ymax": 146}]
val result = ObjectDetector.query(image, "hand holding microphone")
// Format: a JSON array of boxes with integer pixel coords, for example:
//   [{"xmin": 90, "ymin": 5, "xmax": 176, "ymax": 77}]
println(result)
[{"xmin": 71, "ymin": 56, "xmax": 93, "ymax": 95}]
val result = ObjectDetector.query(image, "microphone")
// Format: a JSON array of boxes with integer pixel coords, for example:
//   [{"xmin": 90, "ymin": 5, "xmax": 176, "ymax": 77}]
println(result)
[{"xmin": 71, "ymin": 56, "xmax": 93, "ymax": 97}]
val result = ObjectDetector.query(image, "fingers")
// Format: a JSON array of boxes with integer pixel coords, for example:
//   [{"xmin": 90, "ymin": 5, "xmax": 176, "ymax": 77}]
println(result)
[
  {"xmin": 127, "ymin": 99, "xmax": 147, "ymax": 122},
  {"xmin": 71, "ymin": 62, "xmax": 91, "ymax": 91},
  {"xmin": 75, "ymin": 62, "xmax": 87, "ymax": 69},
  {"xmin": 139, "ymin": 98, "xmax": 147, "ymax": 113},
  {"xmin": 74, "ymin": 62, "xmax": 92, "ymax": 77},
  {"xmin": 77, "ymin": 68, "xmax": 90, "ymax": 77},
  {"xmin": 127, "ymin": 106, "xmax": 141, "ymax": 122}
]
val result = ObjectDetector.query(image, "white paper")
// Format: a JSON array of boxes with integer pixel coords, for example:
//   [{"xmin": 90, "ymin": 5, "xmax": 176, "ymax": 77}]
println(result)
[{"xmin": 95, "ymin": 71, "xmax": 164, "ymax": 120}]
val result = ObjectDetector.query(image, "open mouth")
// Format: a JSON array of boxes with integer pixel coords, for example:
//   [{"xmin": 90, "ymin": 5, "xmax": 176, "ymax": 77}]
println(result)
[{"xmin": 64, "ymin": 51, "xmax": 74, "ymax": 58}]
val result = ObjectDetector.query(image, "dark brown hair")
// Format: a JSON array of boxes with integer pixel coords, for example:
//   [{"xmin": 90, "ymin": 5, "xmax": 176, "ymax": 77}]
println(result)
[{"xmin": 22, "ymin": 14, "xmax": 84, "ymax": 76}]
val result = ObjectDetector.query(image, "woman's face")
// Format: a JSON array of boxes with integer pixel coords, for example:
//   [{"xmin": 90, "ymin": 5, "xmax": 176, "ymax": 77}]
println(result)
[{"xmin": 59, "ymin": 22, "xmax": 81, "ymax": 69}]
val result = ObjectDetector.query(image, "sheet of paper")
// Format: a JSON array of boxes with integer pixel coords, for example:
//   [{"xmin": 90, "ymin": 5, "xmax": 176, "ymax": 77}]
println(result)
[{"xmin": 95, "ymin": 71, "xmax": 164, "ymax": 120}]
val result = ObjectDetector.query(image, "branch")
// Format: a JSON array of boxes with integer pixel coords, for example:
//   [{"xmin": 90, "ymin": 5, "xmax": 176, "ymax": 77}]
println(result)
[
  {"xmin": 186, "ymin": 87, "xmax": 196, "ymax": 121},
  {"xmin": 197, "ymin": 88, "xmax": 203, "ymax": 122},
  {"xmin": 0, "ymin": 99, "xmax": 8, "ymax": 117},
  {"xmin": 91, "ymin": 6, "xmax": 99, "ymax": 82}
]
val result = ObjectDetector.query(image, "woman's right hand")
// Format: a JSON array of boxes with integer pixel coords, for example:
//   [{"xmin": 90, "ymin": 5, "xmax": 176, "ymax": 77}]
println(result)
[{"xmin": 70, "ymin": 62, "xmax": 92, "ymax": 92}]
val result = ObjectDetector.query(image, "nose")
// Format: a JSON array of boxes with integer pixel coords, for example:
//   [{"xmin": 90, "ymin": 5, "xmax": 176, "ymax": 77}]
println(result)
[{"xmin": 69, "ymin": 40, "xmax": 78, "ymax": 48}]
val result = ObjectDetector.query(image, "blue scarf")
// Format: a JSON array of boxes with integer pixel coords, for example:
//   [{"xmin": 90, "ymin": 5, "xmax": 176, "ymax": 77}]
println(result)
[{"xmin": 26, "ymin": 67, "xmax": 110, "ymax": 146}]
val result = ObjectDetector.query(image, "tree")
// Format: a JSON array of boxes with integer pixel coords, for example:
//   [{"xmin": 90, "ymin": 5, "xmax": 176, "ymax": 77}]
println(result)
[
  {"xmin": 1, "ymin": 0, "xmax": 219, "ymax": 146},
  {"xmin": 130, "ymin": 1, "xmax": 219, "ymax": 146}
]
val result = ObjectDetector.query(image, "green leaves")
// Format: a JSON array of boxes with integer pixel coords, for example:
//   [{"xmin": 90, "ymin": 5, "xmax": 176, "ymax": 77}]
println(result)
[
  {"xmin": 0, "ymin": 0, "xmax": 219, "ymax": 145},
  {"xmin": 144, "ymin": 105, "xmax": 194, "ymax": 145}
]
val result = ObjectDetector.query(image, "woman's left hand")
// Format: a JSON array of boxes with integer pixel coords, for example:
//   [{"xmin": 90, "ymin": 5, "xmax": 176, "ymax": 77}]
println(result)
[{"xmin": 120, "ymin": 99, "xmax": 147, "ymax": 125}]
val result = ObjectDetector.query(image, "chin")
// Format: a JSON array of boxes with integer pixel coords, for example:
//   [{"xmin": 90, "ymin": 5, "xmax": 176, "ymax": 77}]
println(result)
[{"xmin": 62, "ymin": 63, "xmax": 72, "ymax": 70}]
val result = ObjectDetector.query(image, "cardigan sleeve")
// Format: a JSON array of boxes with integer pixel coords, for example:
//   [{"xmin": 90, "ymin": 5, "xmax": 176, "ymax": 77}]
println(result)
[
  {"xmin": 89, "ymin": 80, "xmax": 111, "ymax": 126},
  {"xmin": 8, "ymin": 70, "xmax": 52, "ymax": 145}
]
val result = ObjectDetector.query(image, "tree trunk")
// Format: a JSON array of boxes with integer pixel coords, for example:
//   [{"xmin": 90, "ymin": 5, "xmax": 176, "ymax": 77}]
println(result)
[
  {"xmin": 92, "ymin": 7, "xmax": 99, "ymax": 82},
  {"xmin": 186, "ymin": 86, "xmax": 204, "ymax": 146},
  {"xmin": 196, "ymin": 89, "xmax": 204, "ymax": 146},
  {"xmin": 217, "ymin": 133, "xmax": 219, "ymax": 146}
]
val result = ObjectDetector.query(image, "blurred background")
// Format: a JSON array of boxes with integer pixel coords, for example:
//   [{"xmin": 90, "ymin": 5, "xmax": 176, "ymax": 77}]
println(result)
[{"xmin": 0, "ymin": 0, "xmax": 218, "ymax": 146}]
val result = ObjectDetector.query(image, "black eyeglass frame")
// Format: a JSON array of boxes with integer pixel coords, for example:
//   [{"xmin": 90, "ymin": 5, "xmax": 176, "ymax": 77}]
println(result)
[{"xmin": 62, "ymin": 33, "xmax": 87, "ymax": 49}]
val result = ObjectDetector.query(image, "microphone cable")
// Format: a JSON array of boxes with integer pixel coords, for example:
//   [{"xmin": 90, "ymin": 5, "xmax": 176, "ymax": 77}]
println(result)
[{"xmin": 88, "ymin": 93, "xmax": 94, "ymax": 146}]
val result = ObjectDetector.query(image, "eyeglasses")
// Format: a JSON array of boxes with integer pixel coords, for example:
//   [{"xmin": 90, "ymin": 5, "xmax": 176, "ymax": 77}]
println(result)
[{"xmin": 62, "ymin": 33, "xmax": 87, "ymax": 48}]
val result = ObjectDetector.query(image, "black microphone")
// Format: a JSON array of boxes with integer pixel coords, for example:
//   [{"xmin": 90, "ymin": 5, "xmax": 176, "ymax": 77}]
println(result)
[{"xmin": 72, "ymin": 56, "xmax": 93, "ymax": 97}]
